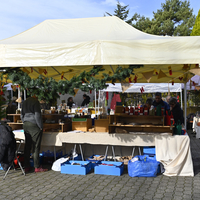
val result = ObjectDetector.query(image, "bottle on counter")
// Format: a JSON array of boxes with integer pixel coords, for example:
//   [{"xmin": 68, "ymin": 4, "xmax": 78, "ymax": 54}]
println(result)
[
  {"xmin": 135, "ymin": 106, "xmax": 138, "ymax": 115},
  {"xmin": 129, "ymin": 105, "xmax": 134, "ymax": 115},
  {"xmin": 144, "ymin": 106, "xmax": 148, "ymax": 115},
  {"xmin": 140, "ymin": 105, "xmax": 144, "ymax": 115},
  {"xmin": 125, "ymin": 104, "xmax": 129, "ymax": 115}
]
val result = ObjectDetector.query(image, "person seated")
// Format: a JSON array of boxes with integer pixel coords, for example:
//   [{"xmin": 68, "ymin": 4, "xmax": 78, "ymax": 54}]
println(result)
[
  {"xmin": 67, "ymin": 97, "xmax": 74, "ymax": 109},
  {"xmin": 169, "ymin": 97, "xmax": 184, "ymax": 124},
  {"xmin": 81, "ymin": 94, "xmax": 90, "ymax": 107},
  {"xmin": 152, "ymin": 92, "xmax": 169, "ymax": 114}
]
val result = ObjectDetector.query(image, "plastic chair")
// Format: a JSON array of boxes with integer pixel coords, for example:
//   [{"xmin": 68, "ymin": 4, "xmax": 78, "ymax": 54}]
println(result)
[{"xmin": 3, "ymin": 138, "xmax": 26, "ymax": 180}]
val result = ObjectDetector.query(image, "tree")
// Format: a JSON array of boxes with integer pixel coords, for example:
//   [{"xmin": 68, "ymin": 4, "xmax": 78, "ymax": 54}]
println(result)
[
  {"xmin": 190, "ymin": 9, "xmax": 200, "ymax": 36},
  {"xmin": 105, "ymin": 1, "xmax": 133, "ymax": 24},
  {"xmin": 132, "ymin": 0, "xmax": 196, "ymax": 36}
]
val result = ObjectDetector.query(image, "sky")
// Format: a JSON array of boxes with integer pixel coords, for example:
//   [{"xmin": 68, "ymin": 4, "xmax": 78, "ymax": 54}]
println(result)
[{"xmin": 0, "ymin": 0, "xmax": 199, "ymax": 40}]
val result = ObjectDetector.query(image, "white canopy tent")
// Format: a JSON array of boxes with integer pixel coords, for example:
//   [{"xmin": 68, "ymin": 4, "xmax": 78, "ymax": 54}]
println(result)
[
  {"xmin": 0, "ymin": 16, "xmax": 200, "ymax": 67},
  {"xmin": 1, "ymin": 16, "xmax": 200, "ymax": 126}
]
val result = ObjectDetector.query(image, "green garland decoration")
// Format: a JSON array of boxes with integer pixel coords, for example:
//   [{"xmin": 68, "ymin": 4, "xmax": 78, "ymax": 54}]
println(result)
[{"xmin": 2, "ymin": 65, "xmax": 143, "ymax": 103}]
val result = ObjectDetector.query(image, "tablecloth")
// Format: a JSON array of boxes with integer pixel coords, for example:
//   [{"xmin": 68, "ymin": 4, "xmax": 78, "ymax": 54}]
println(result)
[{"xmin": 155, "ymin": 135, "xmax": 194, "ymax": 176}]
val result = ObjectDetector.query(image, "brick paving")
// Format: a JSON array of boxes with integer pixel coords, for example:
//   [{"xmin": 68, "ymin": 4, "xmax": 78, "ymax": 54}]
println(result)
[{"xmin": 0, "ymin": 130, "xmax": 200, "ymax": 200}]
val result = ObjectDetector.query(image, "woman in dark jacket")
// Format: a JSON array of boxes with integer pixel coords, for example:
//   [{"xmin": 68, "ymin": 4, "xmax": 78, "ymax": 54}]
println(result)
[
  {"xmin": 169, "ymin": 97, "xmax": 184, "ymax": 124},
  {"xmin": 67, "ymin": 97, "xmax": 74, "ymax": 109}
]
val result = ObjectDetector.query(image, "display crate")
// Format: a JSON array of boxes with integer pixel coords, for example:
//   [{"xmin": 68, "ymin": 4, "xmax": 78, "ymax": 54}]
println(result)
[
  {"xmin": 72, "ymin": 118, "xmax": 92, "ymax": 132},
  {"xmin": 95, "ymin": 119, "xmax": 109, "ymax": 132},
  {"xmin": 143, "ymin": 147, "xmax": 156, "ymax": 156},
  {"xmin": 61, "ymin": 160, "xmax": 92, "ymax": 175},
  {"xmin": 94, "ymin": 161, "xmax": 124, "ymax": 176}
]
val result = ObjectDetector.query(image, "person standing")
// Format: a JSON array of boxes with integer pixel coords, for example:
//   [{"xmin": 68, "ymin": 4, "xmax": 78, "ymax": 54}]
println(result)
[
  {"xmin": 81, "ymin": 94, "xmax": 90, "ymax": 107},
  {"xmin": 169, "ymin": 97, "xmax": 184, "ymax": 124},
  {"xmin": 21, "ymin": 94, "xmax": 47, "ymax": 173},
  {"xmin": 67, "ymin": 97, "xmax": 74, "ymax": 109},
  {"xmin": 153, "ymin": 92, "xmax": 169, "ymax": 114}
]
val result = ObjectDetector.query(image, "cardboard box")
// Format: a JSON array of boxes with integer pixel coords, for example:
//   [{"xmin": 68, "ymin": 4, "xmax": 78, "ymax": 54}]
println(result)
[
  {"xmin": 115, "ymin": 106, "xmax": 124, "ymax": 114},
  {"xmin": 61, "ymin": 160, "xmax": 92, "ymax": 175},
  {"xmin": 72, "ymin": 118, "xmax": 92, "ymax": 132},
  {"xmin": 95, "ymin": 119, "xmax": 109, "ymax": 132},
  {"xmin": 94, "ymin": 161, "xmax": 124, "ymax": 176}
]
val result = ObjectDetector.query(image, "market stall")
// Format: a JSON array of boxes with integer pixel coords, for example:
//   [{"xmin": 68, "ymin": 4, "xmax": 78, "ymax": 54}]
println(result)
[{"xmin": 0, "ymin": 16, "xmax": 199, "ymax": 176}]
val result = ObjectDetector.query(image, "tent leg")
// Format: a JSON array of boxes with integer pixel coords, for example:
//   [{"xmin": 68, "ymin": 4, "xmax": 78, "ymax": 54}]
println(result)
[{"xmin": 184, "ymin": 83, "xmax": 187, "ymax": 129}]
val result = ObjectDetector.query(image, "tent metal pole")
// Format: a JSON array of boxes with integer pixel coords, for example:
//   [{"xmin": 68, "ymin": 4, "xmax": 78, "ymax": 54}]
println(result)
[
  {"xmin": 24, "ymin": 90, "xmax": 26, "ymax": 100},
  {"xmin": 180, "ymin": 88, "xmax": 183, "ymax": 109},
  {"xmin": 95, "ymin": 89, "xmax": 96, "ymax": 115},
  {"xmin": 98, "ymin": 90, "xmax": 100, "ymax": 115},
  {"xmin": 184, "ymin": 83, "xmax": 187, "ymax": 128},
  {"xmin": 18, "ymin": 87, "xmax": 20, "ymax": 109}
]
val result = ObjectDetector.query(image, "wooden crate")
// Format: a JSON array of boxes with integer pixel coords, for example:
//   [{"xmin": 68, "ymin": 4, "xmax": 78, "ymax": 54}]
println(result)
[
  {"xmin": 95, "ymin": 119, "xmax": 109, "ymax": 132},
  {"xmin": 72, "ymin": 118, "xmax": 92, "ymax": 132}
]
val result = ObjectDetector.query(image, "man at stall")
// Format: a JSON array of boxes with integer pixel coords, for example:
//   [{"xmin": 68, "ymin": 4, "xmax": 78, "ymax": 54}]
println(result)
[
  {"xmin": 153, "ymin": 92, "xmax": 169, "ymax": 114},
  {"xmin": 21, "ymin": 92, "xmax": 48, "ymax": 173}
]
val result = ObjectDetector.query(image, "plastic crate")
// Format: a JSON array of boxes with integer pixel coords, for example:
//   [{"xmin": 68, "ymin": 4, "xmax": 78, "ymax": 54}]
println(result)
[
  {"xmin": 61, "ymin": 160, "xmax": 92, "ymax": 175},
  {"xmin": 94, "ymin": 161, "xmax": 124, "ymax": 176},
  {"xmin": 86, "ymin": 154, "xmax": 106, "ymax": 169},
  {"xmin": 143, "ymin": 147, "xmax": 156, "ymax": 156},
  {"xmin": 30, "ymin": 153, "xmax": 44, "ymax": 167},
  {"xmin": 0, "ymin": 164, "xmax": 3, "ymax": 170}
]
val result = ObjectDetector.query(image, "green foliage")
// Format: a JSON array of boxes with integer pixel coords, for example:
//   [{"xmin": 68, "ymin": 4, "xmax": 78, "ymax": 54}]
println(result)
[
  {"xmin": 3, "ymin": 65, "xmax": 143, "ymax": 104},
  {"xmin": 109, "ymin": 0, "xmax": 196, "ymax": 36},
  {"xmin": 191, "ymin": 9, "xmax": 200, "ymax": 36},
  {"xmin": 105, "ymin": 1, "xmax": 133, "ymax": 24}
]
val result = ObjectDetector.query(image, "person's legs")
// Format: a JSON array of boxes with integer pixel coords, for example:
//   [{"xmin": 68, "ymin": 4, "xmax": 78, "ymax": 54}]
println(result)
[
  {"xmin": 23, "ymin": 122, "xmax": 33, "ymax": 168},
  {"xmin": 31, "ymin": 128, "xmax": 43, "ymax": 168}
]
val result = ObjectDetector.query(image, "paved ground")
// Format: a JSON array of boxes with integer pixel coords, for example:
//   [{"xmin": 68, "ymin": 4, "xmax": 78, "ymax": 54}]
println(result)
[{"xmin": 0, "ymin": 130, "xmax": 200, "ymax": 200}]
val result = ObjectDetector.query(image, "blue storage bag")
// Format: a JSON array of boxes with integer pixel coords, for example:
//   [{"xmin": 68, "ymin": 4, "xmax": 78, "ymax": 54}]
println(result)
[{"xmin": 128, "ymin": 155, "xmax": 160, "ymax": 177}]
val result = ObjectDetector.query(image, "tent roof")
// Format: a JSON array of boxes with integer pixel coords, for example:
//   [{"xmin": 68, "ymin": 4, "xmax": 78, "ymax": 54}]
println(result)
[
  {"xmin": 102, "ymin": 83, "xmax": 182, "ymax": 93},
  {"xmin": 0, "ymin": 16, "xmax": 199, "ymax": 83}
]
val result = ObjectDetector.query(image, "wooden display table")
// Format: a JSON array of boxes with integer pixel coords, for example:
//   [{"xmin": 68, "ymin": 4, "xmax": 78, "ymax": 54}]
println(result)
[
  {"xmin": 7, "ymin": 114, "xmax": 71, "ymax": 132},
  {"xmin": 109, "ymin": 114, "xmax": 173, "ymax": 134}
]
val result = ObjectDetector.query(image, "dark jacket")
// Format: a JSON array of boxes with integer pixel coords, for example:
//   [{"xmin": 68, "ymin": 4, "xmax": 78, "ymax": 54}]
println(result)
[
  {"xmin": 153, "ymin": 99, "xmax": 170, "ymax": 114},
  {"xmin": 171, "ymin": 102, "xmax": 184, "ymax": 124},
  {"xmin": 67, "ymin": 102, "xmax": 73, "ymax": 109},
  {"xmin": 21, "ymin": 97, "xmax": 43, "ymax": 129},
  {"xmin": 81, "ymin": 96, "xmax": 90, "ymax": 107},
  {"xmin": 0, "ymin": 124, "xmax": 16, "ymax": 171}
]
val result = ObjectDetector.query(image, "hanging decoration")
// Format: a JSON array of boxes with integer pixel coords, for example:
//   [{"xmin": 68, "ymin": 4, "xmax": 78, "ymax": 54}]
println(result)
[
  {"xmin": 11, "ymin": 85, "xmax": 17, "ymax": 92},
  {"xmin": 142, "ymin": 70, "xmax": 154, "ymax": 83},
  {"xmin": 61, "ymin": 72, "xmax": 64, "ymax": 80},
  {"xmin": 140, "ymin": 87, "xmax": 144, "ymax": 93},
  {"xmin": 129, "ymin": 77, "xmax": 132, "ymax": 83},
  {"xmin": 168, "ymin": 66, "xmax": 172, "ymax": 76},
  {"xmin": 31, "ymin": 67, "xmax": 33, "ymax": 73},
  {"xmin": 158, "ymin": 70, "xmax": 167, "ymax": 79},
  {"xmin": 74, "ymin": 89, "xmax": 79, "ymax": 97},
  {"xmin": 2, "ymin": 65, "xmax": 143, "ymax": 103},
  {"xmin": 182, "ymin": 64, "xmax": 190, "ymax": 71},
  {"xmin": 121, "ymin": 83, "xmax": 131, "ymax": 93},
  {"xmin": 172, "ymin": 79, "xmax": 174, "ymax": 85},
  {"xmin": 133, "ymin": 75, "xmax": 138, "ymax": 83},
  {"xmin": 154, "ymin": 69, "xmax": 158, "ymax": 75},
  {"xmin": 179, "ymin": 77, "xmax": 183, "ymax": 81}
]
